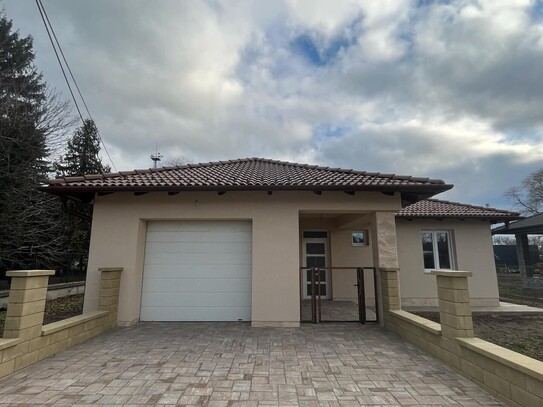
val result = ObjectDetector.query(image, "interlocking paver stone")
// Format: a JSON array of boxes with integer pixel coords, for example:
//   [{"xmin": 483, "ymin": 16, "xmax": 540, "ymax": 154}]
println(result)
[{"xmin": 0, "ymin": 322, "xmax": 506, "ymax": 406}]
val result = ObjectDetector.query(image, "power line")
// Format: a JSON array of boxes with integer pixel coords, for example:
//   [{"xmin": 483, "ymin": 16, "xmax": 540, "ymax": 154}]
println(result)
[{"xmin": 35, "ymin": 0, "xmax": 118, "ymax": 172}]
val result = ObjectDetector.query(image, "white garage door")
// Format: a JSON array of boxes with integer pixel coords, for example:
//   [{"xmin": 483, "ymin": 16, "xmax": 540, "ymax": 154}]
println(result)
[{"xmin": 141, "ymin": 221, "xmax": 252, "ymax": 321}]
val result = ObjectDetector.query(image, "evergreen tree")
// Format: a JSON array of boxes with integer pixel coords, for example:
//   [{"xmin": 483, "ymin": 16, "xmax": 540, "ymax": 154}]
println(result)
[
  {"xmin": 54, "ymin": 119, "xmax": 111, "ymax": 274},
  {"xmin": 55, "ymin": 119, "xmax": 110, "ymax": 176},
  {"xmin": 0, "ymin": 12, "xmax": 73, "ymax": 273}
]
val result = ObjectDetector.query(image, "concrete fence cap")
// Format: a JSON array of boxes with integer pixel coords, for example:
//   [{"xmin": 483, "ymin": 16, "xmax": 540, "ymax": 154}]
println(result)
[{"xmin": 6, "ymin": 270, "xmax": 56, "ymax": 277}]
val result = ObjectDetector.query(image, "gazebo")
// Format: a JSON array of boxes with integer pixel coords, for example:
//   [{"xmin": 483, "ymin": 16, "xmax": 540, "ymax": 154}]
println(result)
[{"xmin": 492, "ymin": 213, "xmax": 543, "ymax": 277}]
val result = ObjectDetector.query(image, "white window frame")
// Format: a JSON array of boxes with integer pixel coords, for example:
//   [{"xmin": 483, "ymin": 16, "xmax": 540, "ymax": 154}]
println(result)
[{"xmin": 421, "ymin": 230, "xmax": 455, "ymax": 273}]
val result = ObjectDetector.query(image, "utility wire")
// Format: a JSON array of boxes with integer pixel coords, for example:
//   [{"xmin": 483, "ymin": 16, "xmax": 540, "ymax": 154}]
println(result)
[{"xmin": 35, "ymin": 0, "xmax": 118, "ymax": 172}]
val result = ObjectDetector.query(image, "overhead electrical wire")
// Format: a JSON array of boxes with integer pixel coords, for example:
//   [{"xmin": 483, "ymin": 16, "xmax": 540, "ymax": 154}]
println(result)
[{"xmin": 35, "ymin": 0, "xmax": 118, "ymax": 172}]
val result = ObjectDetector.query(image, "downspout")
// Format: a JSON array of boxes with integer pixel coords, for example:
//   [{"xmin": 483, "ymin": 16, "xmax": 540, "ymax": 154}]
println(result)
[{"xmin": 60, "ymin": 196, "xmax": 92, "ymax": 223}]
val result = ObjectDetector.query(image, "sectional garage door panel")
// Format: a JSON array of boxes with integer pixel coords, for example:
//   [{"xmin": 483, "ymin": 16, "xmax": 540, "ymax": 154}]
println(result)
[{"xmin": 141, "ymin": 221, "xmax": 252, "ymax": 321}]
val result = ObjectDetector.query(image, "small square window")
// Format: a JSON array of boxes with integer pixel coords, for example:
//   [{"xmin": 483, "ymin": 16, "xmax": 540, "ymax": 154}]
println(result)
[{"xmin": 352, "ymin": 231, "xmax": 368, "ymax": 246}]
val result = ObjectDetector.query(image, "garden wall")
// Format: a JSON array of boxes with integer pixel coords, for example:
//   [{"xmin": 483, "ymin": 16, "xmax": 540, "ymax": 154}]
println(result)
[
  {"xmin": 381, "ymin": 269, "xmax": 543, "ymax": 407},
  {"xmin": 0, "ymin": 268, "xmax": 121, "ymax": 379}
]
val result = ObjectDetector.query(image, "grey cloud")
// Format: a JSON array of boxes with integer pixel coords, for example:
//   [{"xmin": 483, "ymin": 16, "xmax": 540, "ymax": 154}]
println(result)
[{"xmin": 2, "ymin": 0, "xmax": 542, "ymax": 209}]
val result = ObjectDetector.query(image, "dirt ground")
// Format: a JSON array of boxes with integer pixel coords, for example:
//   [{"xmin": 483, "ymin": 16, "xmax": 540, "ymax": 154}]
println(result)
[
  {"xmin": 414, "ymin": 310, "xmax": 543, "ymax": 362},
  {"xmin": 0, "ymin": 294, "xmax": 83, "ymax": 337}
]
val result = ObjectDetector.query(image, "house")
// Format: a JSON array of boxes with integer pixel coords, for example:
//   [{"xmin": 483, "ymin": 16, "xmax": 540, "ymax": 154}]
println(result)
[{"xmin": 43, "ymin": 157, "xmax": 520, "ymax": 326}]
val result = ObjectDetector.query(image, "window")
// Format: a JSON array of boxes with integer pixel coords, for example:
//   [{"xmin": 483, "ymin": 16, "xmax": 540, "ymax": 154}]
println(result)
[
  {"xmin": 421, "ymin": 231, "xmax": 454, "ymax": 272},
  {"xmin": 351, "ymin": 230, "xmax": 368, "ymax": 246}
]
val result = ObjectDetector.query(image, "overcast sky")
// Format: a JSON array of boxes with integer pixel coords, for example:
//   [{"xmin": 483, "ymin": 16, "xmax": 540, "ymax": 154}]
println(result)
[{"xmin": 3, "ymin": 0, "xmax": 543, "ymax": 209}]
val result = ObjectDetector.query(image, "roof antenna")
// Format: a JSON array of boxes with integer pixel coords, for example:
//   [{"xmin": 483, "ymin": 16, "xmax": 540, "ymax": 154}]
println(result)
[{"xmin": 150, "ymin": 143, "xmax": 163, "ymax": 168}]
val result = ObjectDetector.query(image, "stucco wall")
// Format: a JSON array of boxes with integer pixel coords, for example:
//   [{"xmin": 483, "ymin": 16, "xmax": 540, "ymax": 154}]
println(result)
[
  {"xmin": 395, "ymin": 219, "xmax": 499, "ymax": 307},
  {"xmin": 85, "ymin": 191, "xmax": 401, "ymax": 326}
]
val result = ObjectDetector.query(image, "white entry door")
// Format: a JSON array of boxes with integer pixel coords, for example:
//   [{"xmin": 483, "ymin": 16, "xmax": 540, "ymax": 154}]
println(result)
[
  {"xmin": 302, "ymin": 234, "xmax": 329, "ymax": 299},
  {"xmin": 140, "ymin": 221, "xmax": 252, "ymax": 321}
]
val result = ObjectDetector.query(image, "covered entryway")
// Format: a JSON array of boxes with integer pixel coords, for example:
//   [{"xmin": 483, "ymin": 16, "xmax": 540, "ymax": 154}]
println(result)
[
  {"xmin": 140, "ymin": 220, "xmax": 252, "ymax": 321},
  {"xmin": 299, "ymin": 214, "xmax": 379, "ymax": 324}
]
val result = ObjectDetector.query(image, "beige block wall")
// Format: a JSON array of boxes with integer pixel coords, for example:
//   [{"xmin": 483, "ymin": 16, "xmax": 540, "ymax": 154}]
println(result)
[
  {"xmin": 395, "ymin": 219, "xmax": 499, "ymax": 307},
  {"xmin": 388, "ymin": 309, "xmax": 543, "ymax": 406},
  {"xmin": 0, "ymin": 269, "xmax": 121, "ymax": 380},
  {"xmin": 85, "ymin": 191, "xmax": 401, "ymax": 326}
]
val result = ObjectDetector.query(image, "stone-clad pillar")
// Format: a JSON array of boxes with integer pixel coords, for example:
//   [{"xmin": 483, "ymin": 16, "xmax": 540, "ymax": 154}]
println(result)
[
  {"xmin": 3, "ymin": 270, "xmax": 54, "ymax": 339},
  {"xmin": 431, "ymin": 270, "xmax": 474, "ymax": 339},
  {"xmin": 98, "ymin": 267, "xmax": 122, "ymax": 328},
  {"xmin": 371, "ymin": 212, "xmax": 401, "ymax": 324},
  {"xmin": 380, "ymin": 268, "xmax": 400, "ymax": 312}
]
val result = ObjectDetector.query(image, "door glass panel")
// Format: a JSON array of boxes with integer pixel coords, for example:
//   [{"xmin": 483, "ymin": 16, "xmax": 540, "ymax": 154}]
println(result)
[
  {"xmin": 306, "ymin": 243, "xmax": 325, "ymax": 254},
  {"xmin": 437, "ymin": 232, "xmax": 451, "ymax": 269},
  {"xmin": 319, "ymin": 284, "xmax": 327, "ymax": 296},
  {"xmin": 306, "ymin": 281, "xmax": 327, "ymax": 296},
  {"xmin": 421, "ymin": 232, "xmax": 435, "ymax": 269},
  {"xmin": 306, "ymin": 269, "xmax": 326, "ymax": 282},
  {"xmin": 306, "ymin": 256, "xmax": 325, "ymax": 268}
]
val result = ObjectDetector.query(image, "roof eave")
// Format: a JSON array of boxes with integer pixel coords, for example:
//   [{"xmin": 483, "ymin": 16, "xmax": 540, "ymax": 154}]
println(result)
[
  {"xmin": 491, "ymin": 224, "xmax": 543, "ymax": 235},
  {"xmin": 40, "ymin": 183, "xmax": 453, "ymax": 196},
  {"xmin": 396, "ymin": 214, "xmax": 522, "ymax": 223}
]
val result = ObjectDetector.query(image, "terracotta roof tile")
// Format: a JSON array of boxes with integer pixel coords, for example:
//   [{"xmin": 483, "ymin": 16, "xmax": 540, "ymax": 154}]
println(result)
[
  {"xmin": 397, "ymin": 199, "xmax": 520, "ymax": 220},
  {"xmin": 44, "ymin": 157, "xmax": 452, "ymax": 196}
]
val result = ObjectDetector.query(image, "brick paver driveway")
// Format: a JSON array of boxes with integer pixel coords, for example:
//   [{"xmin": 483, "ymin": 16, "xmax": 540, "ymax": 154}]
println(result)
[{"xmin": 0, "ymin": 323, "xmax": 504, "ymax": 406}]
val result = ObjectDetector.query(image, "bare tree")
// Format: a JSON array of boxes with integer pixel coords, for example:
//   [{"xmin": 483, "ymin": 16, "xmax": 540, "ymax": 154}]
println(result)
[
  {"xmin": 506, "ymin": 169, "xmax": 543, "ymax": 215},
  {"xmin": 492, "ymin": 235, "xmax": 517, "ymax": 245},
  {"xmin": 0, "ymin": 12, "xmax": 75, "ymax": 272},
  {"xmin": 164, "ymin": 155, "xmax": 193, "ymax": 167}
]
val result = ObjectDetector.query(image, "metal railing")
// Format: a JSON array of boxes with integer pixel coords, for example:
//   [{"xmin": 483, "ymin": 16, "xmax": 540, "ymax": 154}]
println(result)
[{"xmin": 299, "ymin": 266, "xmax": 378, "ymax": 324}]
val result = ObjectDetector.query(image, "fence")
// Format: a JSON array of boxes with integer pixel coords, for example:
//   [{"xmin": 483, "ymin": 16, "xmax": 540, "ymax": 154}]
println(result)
[
  {"xmin": 0, "ymin": 268, "xmax": 121, "ymax": 379},
  {"xmin": 497, "ymin": 272, "xmax": 543, "ymax": 305},
  {"xmin": 383, "ymin": 269, "xmax": 543, "ymax": 407}
]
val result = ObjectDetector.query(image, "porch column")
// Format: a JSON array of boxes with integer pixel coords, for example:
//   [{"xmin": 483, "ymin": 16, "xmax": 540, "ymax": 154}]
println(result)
[
  {"xmin": 371, "ymin": 212, "xmax": 401, "ymax": 324},
  {"xmin": 3, "ymin": 270, "xmax": 55, "ymax": 339},
  {"xmin": 431, "ymin": 270, "xmax": 474, "ymax": 339},
  {"xmin": 515, "ymin": 233, "xmax": 532, "ymax": 278}
]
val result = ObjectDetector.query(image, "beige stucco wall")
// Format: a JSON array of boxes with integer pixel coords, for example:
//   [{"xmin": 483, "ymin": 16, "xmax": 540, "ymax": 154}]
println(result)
[
  {"xmin": 85, "ymin": 191, "xmax": 401, "ymax": 326},
  {"xmin": 395, "ymin": 219, "xmax": 499, "ymax": 307}
]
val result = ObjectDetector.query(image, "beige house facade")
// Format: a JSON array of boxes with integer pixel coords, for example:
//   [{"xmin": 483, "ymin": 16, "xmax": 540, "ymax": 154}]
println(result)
[{"xmin": 43, "ymin": 158, "xmax": 519, "ymax": 327}]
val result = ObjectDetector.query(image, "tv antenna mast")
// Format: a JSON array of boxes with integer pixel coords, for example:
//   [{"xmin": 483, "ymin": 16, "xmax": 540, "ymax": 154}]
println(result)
[{"xmin": 150, "ymin": 144, "xmax": 163, "ymax": 168}]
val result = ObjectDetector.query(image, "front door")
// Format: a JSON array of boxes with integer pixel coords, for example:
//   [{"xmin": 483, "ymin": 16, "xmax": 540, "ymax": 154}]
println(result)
[{"xmin": 302, "ymin": 235, "xmax": 329, "ymax": 299}]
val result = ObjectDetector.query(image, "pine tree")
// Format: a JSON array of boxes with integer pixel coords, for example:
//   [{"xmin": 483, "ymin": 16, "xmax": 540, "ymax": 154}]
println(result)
[
  {"xmin": 54, "ymin": 119, "xmax": 110, "ymax": 274},
  {"xmin": 0, "ymin": 12, "xmax": 73, "ymax": 274},
  {"xmin": 56, "ymin": 119, "xmax": 110, "ymax": 176}
]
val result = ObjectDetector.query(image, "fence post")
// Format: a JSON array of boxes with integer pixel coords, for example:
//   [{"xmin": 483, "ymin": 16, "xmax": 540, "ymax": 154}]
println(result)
[
  {"xmin": 98, "ymin": 267, "xmax": 123, "ymax": 328},
  {"xmin": 3, "ymin": 270, "xmax": 54, "ymax": 339},
  {"xmin": 430, "ymin": 270, "xmax": 474, "ymax": 339}
]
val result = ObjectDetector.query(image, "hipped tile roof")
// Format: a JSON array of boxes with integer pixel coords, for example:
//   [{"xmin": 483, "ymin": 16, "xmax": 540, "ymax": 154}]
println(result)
[
  {"xmin": 397, "ymin": 199, "xmax": 521, "ymax": 220},
  {"xmin": 45, "ymin": 157, "xmax": 452, "ymax": 194}
]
